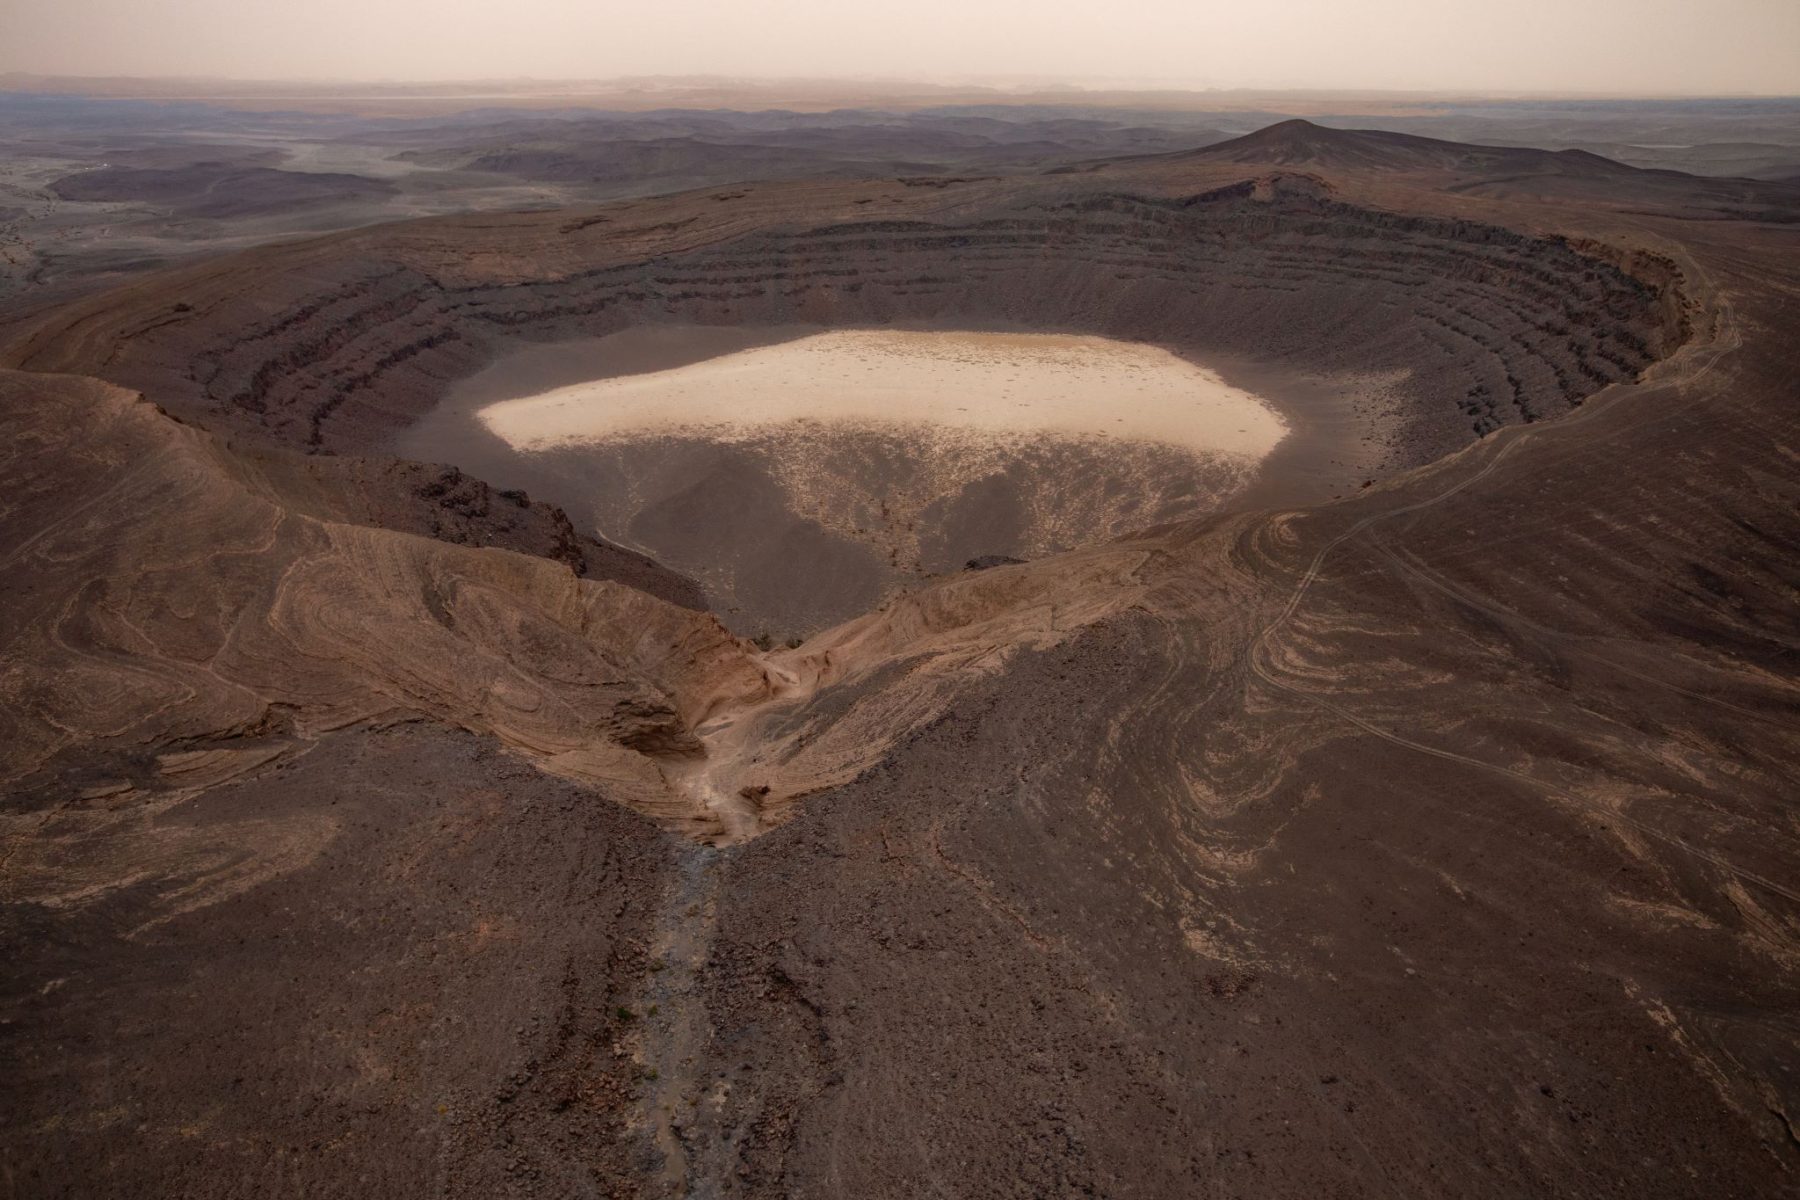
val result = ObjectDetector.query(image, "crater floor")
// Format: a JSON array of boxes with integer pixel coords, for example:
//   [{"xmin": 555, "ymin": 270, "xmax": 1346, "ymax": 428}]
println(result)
[
  {"xmin": 403, "ymin": 327, "xmax": 1306, "ymax": 635},
  {"xmin": 475, "ymin": 328, "xmax": 1287, "ymax": 456}
]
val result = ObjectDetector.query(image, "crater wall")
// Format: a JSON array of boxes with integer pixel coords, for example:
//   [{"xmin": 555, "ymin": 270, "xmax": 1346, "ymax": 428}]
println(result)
[{"xmin": 4, "ymin": 175, "xmax": 1685, "ymax": 470}]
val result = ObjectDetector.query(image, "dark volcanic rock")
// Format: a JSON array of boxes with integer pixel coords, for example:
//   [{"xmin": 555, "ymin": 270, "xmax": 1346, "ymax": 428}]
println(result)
[
  {"xmin": 0, "ymin": 725, "xmax": 677, "ymax": 1199},
  {"xmin": 255, "ymin": 450, "xmax": 705, "ymax": 608}
]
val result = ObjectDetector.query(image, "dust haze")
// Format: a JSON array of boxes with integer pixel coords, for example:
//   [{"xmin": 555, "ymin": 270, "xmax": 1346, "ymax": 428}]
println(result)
[{"xmin": 5, "ymin": 0, "xmax": 1799, "ymax": 93}]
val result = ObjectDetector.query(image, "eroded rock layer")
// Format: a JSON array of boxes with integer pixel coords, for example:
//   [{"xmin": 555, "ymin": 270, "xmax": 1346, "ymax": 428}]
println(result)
[{"xmin": 5, "ymin": 175, "xmax": 1682, "ymax": 469}]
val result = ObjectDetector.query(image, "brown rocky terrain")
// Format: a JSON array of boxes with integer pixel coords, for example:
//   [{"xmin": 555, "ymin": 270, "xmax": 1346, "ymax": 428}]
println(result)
[
  {"xmin": 0, "ymin": 136, "xmax": 1692, "ymax": 635},
  {"xmin": 2, "ymin": 120, "xmax": 1798, "ymax": 1198}
]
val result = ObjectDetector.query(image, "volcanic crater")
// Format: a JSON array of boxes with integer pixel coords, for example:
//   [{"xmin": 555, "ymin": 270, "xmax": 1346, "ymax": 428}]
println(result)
[
  {"xmin": 6, "ymin": 119, "xmax": 1796, "ymax": 1200},
  {"xmin": 5, "ymin": 167, "xmax": 1683, "ymax": 646},
  {"xmin": 0, "ymin": 150, "xmax": 1694, "ymax": 841}
]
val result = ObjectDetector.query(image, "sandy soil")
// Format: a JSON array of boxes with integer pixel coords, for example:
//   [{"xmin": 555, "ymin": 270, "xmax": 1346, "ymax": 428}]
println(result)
[{"xmin": 475, "ymin": 329, "xmax": 1289, "ymax": 458}]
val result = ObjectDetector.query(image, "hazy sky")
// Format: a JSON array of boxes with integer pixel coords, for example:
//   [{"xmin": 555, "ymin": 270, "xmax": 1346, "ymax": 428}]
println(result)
[{"xmin": 5, "ymin": 0, "xmax": 1798, "ymax": 94}]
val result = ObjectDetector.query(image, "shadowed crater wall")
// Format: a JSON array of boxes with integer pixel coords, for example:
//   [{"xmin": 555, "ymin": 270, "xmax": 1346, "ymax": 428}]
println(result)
[{"xmin": 5, "ymin": 174, "xmax": 1684, "ymax": 460}]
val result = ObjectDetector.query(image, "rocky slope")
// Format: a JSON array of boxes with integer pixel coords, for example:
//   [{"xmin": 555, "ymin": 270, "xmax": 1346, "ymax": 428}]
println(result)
[
  {"xmin": 0, "ymin": 371, "xmax": 763, "ymax": 838},
  {"xmin": 2, "ymin": 123, "xmax": 1798, "ymax": 1198}
]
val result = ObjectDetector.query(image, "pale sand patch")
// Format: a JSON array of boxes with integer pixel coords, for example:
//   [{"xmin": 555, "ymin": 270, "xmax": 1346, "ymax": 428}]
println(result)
[{"xmin": 476, "ymin": 329, "xmax": 1289, "ymax": 459}]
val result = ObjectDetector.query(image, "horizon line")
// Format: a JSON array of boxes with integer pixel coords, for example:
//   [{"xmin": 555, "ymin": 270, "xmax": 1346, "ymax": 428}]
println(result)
[{"xmin": 2, "ymin": 71, "xmax": 1797, "ymax": 103}]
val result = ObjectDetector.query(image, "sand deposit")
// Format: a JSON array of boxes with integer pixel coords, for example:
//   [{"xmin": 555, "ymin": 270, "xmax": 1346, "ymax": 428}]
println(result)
[{"xmin": 475, "ymin": 329, "xmax": 1289, "ymax": 458}]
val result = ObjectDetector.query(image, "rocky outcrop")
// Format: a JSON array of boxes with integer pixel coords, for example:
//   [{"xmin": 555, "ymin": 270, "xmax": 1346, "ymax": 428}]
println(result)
[{"xmin": 232, "ymin": 448, "xmax": 706, "ymax": 609}]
